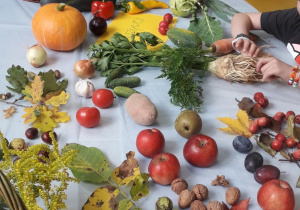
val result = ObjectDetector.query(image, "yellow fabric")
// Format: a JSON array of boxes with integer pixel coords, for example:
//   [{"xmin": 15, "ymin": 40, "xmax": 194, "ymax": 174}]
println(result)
[
  {"xmin": 96, "ymin": 11, "xmax": 178, "ymax": 44},
  {"xmin": 244, "ymin": 0, "xmax": 295, "ymax": 12}
]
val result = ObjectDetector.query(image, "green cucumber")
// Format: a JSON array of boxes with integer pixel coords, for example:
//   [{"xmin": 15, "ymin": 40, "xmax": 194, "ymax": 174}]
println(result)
[
  {"xmin": 104, "ymin": 68, "xmax": 123, "ymax": 88},
  {"xmin": 167, "ymin": 28, "xmax": 202, "ymax": 48},
  {"xmin": 113, "ymin": 86, "xmax": 140, "ymax": 98},
  {"xmin": 108, "ymin": 76, "xmax": 141, "ymax": 89}
]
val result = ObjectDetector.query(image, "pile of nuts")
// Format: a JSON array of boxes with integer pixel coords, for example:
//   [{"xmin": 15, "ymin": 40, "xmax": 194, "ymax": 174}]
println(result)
[{"xmin": 170, "ymin": 175, "xmax": 242, "ymax": 210}]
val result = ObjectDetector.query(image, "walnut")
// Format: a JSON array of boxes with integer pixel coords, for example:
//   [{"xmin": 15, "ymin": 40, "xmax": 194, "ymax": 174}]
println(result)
[
  {"xmin": 206, "ymin": 201, "xmax": 222, "ymax": 210},
  {"xmin": 192, "ymin": 184, "xmax": 208, "ymax": 201},
  {"xmin": 190, "ymin": 200, "xmax": 207, "ymax": 210},
  {"xmin": 225, "ymin": 187, "xmax": 240, "ymax": 206},
  {"xmin": 171, "ymin": 178, "xmax": 188, "ymax": 195},
  {"xmin": 211, "ymin": 175, "xmax": 230, "ymax": 187},
  {"xmin": 178, "ymin": 189, "xmax": 196, "ymax": 208}
]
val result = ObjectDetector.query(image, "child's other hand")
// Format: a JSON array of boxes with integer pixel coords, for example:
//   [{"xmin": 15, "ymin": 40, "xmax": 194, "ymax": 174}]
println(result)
[
  {"xmin": 256, "ymin": 57, "xmax": 292, "ymax": 82},
  {"xmin": 233, "ymin": 38, "xmax": 260, "ymax": 57}
]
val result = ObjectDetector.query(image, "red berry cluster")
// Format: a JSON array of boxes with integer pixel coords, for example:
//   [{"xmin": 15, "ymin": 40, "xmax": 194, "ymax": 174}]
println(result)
[
  {"xmin": 158, "ymin": 13, "xmax": 173, "ymax": 35},
  {"xmin": 250, "ymin": 92, "xmax": 300, "ymax": 158}
]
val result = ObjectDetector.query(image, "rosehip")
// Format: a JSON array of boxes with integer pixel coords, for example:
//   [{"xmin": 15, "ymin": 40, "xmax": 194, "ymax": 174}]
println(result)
[
  {"xmin": 275, "ymin": 133, "xmax": 287, "ymax": 143},
  {"xmin": 273, "ymin": 115, "xmax": 284, "ymax": 124},
  {"xmin": 271, "ymin": 140, "xmax": 284, "ymax": 151},
  {"xmin": 274, "ymin": 111, "xmax": 285, "ymax": 119},
  {"xmin": 248, "ymin": 122, "xmax": 259, "ymax": 134},
  {"xmin": 256, "ymin": 117, "xmax": 271, "ymax": 127},
  {"xmin": 256, "ymin": 97, "xmax": 269, "ymax": 108},
  {"xmin": 285, "ymin": 110, "xmax": 295, "ymax": 120},
  {"xmin": 295, "ymin": 115, "xmax": 300, "ymax": 124},
  {"xmin": 292, "ymin": 149, "xmax": 300, "ymax": 160},
  {"xmin": 286, "ymin": 137, "xmax": 297, "ymax": 148},
  {"xmin": 297, "ymin": 142, "xmax": 300, "ymax": 149},
  {"xmin": 254, "ymin": 92, "xmax": 264, "ymax": 102}
]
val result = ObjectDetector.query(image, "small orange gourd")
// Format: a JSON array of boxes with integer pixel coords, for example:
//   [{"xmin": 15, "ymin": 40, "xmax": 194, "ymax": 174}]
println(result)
[{"xmin": 32, "ymin": 3, "xmax": 87, "ymax": 51}]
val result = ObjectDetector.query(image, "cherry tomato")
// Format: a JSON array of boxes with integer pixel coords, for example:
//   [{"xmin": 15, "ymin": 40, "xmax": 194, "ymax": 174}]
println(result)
[
  {"xmin": 158, "ymin": 26, "xmax": 168, "ymax": 35},
  {"xmin": 92, "ymin": 89, "xmax": 114, "ymax": 108},
  {"xmin": 163, "ymin": 13, "xmax": 173, "ymax": 23},
  {"xmin": 76, "ymin": 107, "xmax": 100, "ymax": 128},
  {"xmin": 271, "ymin": 140, "xmax": 283, "ymax": 151},
  {"xmin": 159, "ymin": 20, "xmax": 169, "ymax": 28},
  {"xmin": 254, "ymin": 92, "xmax": 264, "ymax": 102},
  {"xmin": 286, "ymin": 137, "xmax": 297, "ymax": 148},
  {"xmin": 275, "ymin": 133, "xmax": 287, "ymax": 143}
]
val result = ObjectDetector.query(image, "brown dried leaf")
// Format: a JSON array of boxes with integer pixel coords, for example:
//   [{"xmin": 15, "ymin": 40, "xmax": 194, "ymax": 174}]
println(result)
[
  {"xmin": 3, "ymin": 106, "xmax": 15, "ymax": 119},
  {"xmin": 111, "ymin": 151, "xmax": 140, "ymax": 186},
  {"xmin": 231, "ymin": 198, "xmax": 250, "ymax": 210},
  {"xmin": 297, "ymin": 176, "xmax": 300, "ymax": 188},
  {"xmin": 237, "ymin": 97, "xmax": 255, "ymax": 114},
  {"xmin": 211, "ymin": 175, "xmax": 230, "ymax": 187},
  {"xmin": 284, "ymin": 115, "xmax": 300, "ymax": 142},
  {"xmin": 254, "ymin": 134, "xmax": 276, "ymax": 157},
  {"xmin": 280, "ymin": 150, "xmax": 291, "ymax": 160}
]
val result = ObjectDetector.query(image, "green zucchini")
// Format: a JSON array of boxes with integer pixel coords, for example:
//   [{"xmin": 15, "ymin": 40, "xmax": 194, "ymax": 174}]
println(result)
[
  {"xmin": 40, "ymin": 0, "xmax": 94, "ymax": 11},
  {"xmin": 113, "ymin": 86, "xmax": 140, "ymax": 98},
  {"xmin": 108, "ymin": 76, "xmax": 141, "ymax": 89},
  {"xmin": 167, "ymin": 28, "xmax": 202, "ymax": 48},
  {"xmin": 104, "ymin": 68, "xmax": 124, "ymax": 88}
]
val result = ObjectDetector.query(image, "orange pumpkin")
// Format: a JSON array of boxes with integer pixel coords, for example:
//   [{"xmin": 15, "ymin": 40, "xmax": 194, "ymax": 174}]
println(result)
[{"xmin": 32, "ymin": 3, "xmax": 87, "ymax": 51}]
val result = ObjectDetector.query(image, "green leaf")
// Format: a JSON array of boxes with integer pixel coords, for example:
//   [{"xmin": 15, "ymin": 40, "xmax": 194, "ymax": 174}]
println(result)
[
  {"xmin": 97, "ymin": 56, "xmax": 111, "ymax": 71},
  {"xmin": 116, "ymin": 199, "xmax": 134, "ymax": 210},
  {"xmin": 62, "ymin": 143, "xmax": 111, "ymax": 183},
  {"xmin": 254, "ymin": 134, "xmax": 276, "ymax": 157},
  {"xmin": 6, "ymin": 65, "xmax": 29, "ymax": 93},
  {"xmin": 38, "ymin": 70, "xmax": 68, "ymax": 96},
  {"xmin": 205, "ymin": 0, "xmax": 239, "ymax": 22},
  {"xmin": 138, "ymin": 32, "xmax": 163, "ymax": 46},
  {"xmin": 130, "ymin": 173, "xmax": 150, "ymax": 201},
  {"xmin": 188, "ymin": 6, "xmax": 223, "ymax": 46}
]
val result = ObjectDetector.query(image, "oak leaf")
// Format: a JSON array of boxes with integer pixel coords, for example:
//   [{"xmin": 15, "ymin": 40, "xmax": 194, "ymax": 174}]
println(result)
[
  {"xmin": 32, "ymin": 106, "xmax": 57, "ymax": 133},
  {"xmin": 22, "ymin": 105, "xmax": 38, "ymax": 124},
  {"xmin": 38, "ymin": 70, "xmax": 68, "ymax": 95},
  {"xmin": 6, "ymin": 65, "xmax": 29, "ymax": 93},
  {"xmin": 112, "ymin": 151, "xmax": 140, "ymax": 186},
  {"xmin": 49, "ymin": 107, "xmax": 71, "ymax": 123},
  {"xmin": 82, "ymin": 185, "xmax": 119, "ymax": 210},
  {"xmin": 45, "ymin": 91, "xmax": 70, "ymax": 107},
  {"xmin": 3, "ymin": 106, "xmax": 15, "ymax": 119},
  {"xmin": 30, "ymin": 76, "xmax": 44, "ymax": 103},
  {"xmin": 217, "ymin": 109, "xmax": 253, "ymax": 138}
]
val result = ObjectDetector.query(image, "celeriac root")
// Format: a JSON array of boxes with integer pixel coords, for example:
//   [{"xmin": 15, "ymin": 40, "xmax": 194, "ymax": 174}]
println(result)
[{"xmin": 208, "ymin": 54, "xmax": 272, "ymax": 83}]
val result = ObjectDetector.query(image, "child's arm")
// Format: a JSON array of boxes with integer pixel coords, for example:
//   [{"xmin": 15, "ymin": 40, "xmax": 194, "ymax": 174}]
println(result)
[{"xmin": 231, "ymin": 13, "xmax": 262, "ymax": 57}]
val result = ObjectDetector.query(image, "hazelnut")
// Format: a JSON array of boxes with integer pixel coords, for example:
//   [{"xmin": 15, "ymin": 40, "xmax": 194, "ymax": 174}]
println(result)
[
  {"xmin": 190, "ymin": 200, "xmax": 207, "ymax": 210},
  {"xmin": 171, "ymin": 178, "xmax": 188, "ymax": 195},
  {"xmin": 178, "ymin": 189, "xmax": 196, "ymax": 208},
  {"xmin": 54, "ymin": 70, "xmax": 61, "ymax": 79},
  {"xmin": 206, "ymin": 201, "xmax": 222, "ymax": 210},
  {"xmin": 192, "ymin": 184, "xmax": 208, "ymax": 201},
  {"xmin": 225, "ymin": 187, "xmax": 240, "ymax": 206}
]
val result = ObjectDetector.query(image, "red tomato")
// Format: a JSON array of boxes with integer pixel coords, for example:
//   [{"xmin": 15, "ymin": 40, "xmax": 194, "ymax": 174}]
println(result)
[
  {"xmin": 286, "ymin": 138, "xmax": 297, "ymax": 148},
  {"xmin": 158, "ymin": 26, "xmax": 168, "ymax": 35},
  {"xmin": 92, "ymin": 89, "xmax": 114, "ymax": 108},
  {"xmin": 76, "ymin": 107, "xmax": 100, "ymax": 128},
  {"xmin": 271, "ymin": 140, "xmax": 283, "ymax": 151},
  {"xmin": 91, "ymin": 1, "xmax": 114, "ymax": 20},
  {"xmin": 163, "ymin": 13, "xmax": 173, "ymax": 23}
]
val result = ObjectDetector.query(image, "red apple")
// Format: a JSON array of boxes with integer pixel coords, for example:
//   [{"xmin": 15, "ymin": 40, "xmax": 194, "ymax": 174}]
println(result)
[
  {"xmin": 257, "ymin": 179, "xmax": 295, "ymax": 210},
  {"xmin": 148, "ymin": 153, "xmax": 180, "ymax": 185},
  {"xmin": 136, "ymin": 128, "xmax": 165, "ymax": 158},
  {"xmin": 183, "ymin": 134, "xmax": 218, "ymax": 167}
]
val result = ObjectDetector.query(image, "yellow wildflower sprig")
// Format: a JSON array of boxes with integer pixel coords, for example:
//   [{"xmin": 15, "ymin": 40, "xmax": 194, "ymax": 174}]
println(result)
[{"xmin": 0, "ymin": 131, "xmax": 79, "ymax": 210}]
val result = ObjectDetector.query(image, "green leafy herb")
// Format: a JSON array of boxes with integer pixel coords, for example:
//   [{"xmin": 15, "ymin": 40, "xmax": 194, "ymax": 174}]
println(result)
[
  {"xmin": 6, "ymin": 65, "xmax": 29, "ymax": 93},
  {"xmin": 188, "ymin": 5, "xmax": 223, "ymax": 46},
  {"xmin": 88, "ymin": 32, "xmax": 215, "ymax": 112}
]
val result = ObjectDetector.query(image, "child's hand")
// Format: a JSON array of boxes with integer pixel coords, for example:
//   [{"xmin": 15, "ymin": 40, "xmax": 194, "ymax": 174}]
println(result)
[
  {"xmin": 233, "ymin": 38, "xmax": 260, "ymax": 57},
  {"xmin": 256, "ymin": 57, "xmax": 292, "ymax": 82}
]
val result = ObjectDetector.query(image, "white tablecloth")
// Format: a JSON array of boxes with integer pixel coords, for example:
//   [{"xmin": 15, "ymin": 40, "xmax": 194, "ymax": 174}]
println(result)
[{"xmin": 0, "ymin": 0, "xmax": 299, "ymax": 209}]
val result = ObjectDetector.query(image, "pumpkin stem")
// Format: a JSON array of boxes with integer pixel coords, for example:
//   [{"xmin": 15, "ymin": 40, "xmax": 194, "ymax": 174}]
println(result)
[{"xmin": 57, "ymin": 3, "xmax": 66, "ymax": 11}]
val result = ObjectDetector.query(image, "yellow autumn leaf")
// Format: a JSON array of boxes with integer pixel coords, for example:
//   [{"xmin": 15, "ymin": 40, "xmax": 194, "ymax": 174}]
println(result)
[
  {"xmin": 217, "ymin": 109, "xmax": 253, "ymax": 138},
  {"xmin": 82, "ymin": 185, "xmax": 119, "ymax": 210},
  {"xmin": 49, "ymin": 107, "xmax": 71, "ymax": 123},
  {"xmin": 22, "ymin": 105, "xmax": 38, "ymax": 124},
  {"xmin": 44, "ymin": 91, "xmax": 70, "ymax": 107},
  {"xmin": 3, "ymin": 106, "xmax": 15, "ymax": 119},
  {"xmin": 22, "ymin": 84, "xmax": 34, "ymax": 103},
  {"xmin": 30, "ymin": 76, "xmax": 44, "ymax": 103},
  {"xmin": 33, "ymin": 106, "xmax": 57, "ymax": 133},
  {"xmin": 112, "ymin": 151, "xmax": 140, "ymax": 186}
]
